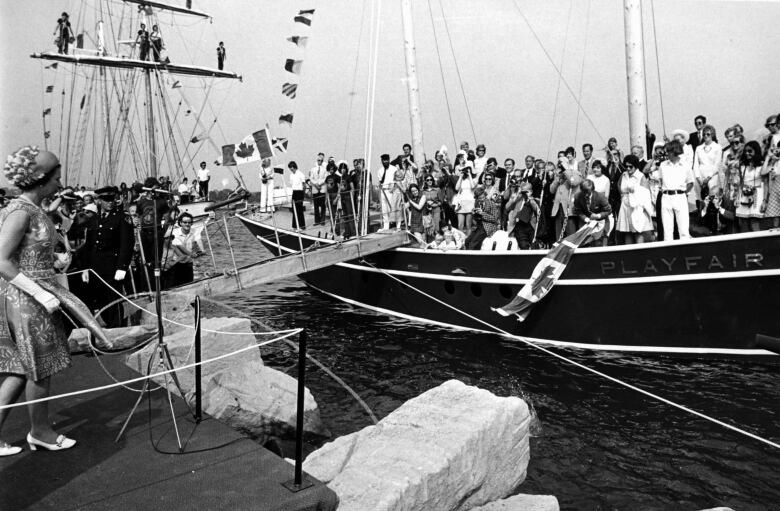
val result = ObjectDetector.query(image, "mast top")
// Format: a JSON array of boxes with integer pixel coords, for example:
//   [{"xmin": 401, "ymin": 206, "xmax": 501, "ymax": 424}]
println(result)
[{"xmin": 123, "ymin": 0, "xmax": 211, "ymax": 19}]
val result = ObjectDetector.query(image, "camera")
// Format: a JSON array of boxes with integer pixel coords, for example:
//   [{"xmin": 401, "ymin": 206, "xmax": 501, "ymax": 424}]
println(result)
[
  {"xmin": 742, "ymin": 185, "xmax": 755, "ymax": 196},
  {"xmin": 510, "ymin": 177, "xmax": 520, "ymax": 187},
  {"xmin": 740, "ymin": 185, "xmax": 755, "ymax": 206}
]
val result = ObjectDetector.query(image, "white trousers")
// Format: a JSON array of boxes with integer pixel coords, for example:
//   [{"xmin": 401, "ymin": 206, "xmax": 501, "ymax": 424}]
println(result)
[
  {"xmin": 661, "ymin": 193, "xmax": 690, "ymax": 241},
  {"xmin": 380, "ymin": 187, "xmax": 394, "ymax": 229},
  {"xmin": 259, "ymin": 181, "xmax": 274, "ymax": 212}
]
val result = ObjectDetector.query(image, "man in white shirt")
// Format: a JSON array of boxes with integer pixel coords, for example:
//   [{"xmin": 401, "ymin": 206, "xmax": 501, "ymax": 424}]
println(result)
[
  {"xmin": 258, "ymin": 158, "xmax": 275, "ymax": 213},
  {"xmin": 177, "ymin": 178, "xmax": 191, "ymax": 204},
  {"xmin": 308, "ymin": 152, "xmax": 328, "ymax": 225},
  {"xmin": 659, "ymin": 140, "xmax": 695, "ymax": 241},
  {"xmin": 288, "ymin": 160, "xmax": 307, "ymax": 229},
  {"xmin": 197, "ymin": 161, "xmax": 210, "ymax": 199},
  {"xmin": 166, "ymin": 212, "xmax": 204, "ymax": 286},
  {"xmin": 378, "ymin": 153, "xmax": 397, "ymax": 231}
]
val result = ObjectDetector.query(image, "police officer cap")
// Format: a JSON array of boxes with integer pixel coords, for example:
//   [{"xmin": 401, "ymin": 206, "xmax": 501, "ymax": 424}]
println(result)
[{"xmin": 95, "ymin": 185, "xmax": 119, "ymax": 199}]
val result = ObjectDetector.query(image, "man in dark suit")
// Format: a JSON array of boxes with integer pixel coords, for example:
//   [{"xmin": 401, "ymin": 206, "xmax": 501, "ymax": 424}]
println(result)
[
  {"xmin": 80, "ymin": 186, "xmax": 134, "ymax": 326},
  {"xmin": 572, "ymin": 178, "xmax": 612, "ymax": 246}
]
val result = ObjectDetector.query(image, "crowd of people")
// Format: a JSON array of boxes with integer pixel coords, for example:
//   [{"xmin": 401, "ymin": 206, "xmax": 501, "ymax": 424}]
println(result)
[{"xmin": 278, "ymin": 112, "xmax": 780, "ymax": 250}]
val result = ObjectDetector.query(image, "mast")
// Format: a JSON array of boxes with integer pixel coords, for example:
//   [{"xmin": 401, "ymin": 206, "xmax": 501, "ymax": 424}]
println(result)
[
  {"xmin": 623, "ymin": 0, "xmax": 647, "ymax": 150},
  {"xmin": 144, "ymin": 69, "xmax": 157, "ymax": 178},
  {"xmin": 400, "ymin": 0, "xmax": 425, "ymax": 161}
]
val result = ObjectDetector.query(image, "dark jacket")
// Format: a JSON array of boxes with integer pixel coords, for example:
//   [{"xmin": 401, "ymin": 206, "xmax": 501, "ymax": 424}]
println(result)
[
  {"xmin": 572, "ymin": 190, "xmax": 612, "ymax": 222},
  {"xmin": 82, "ymin": 208, "xmax": 134, "ymax": 277}
]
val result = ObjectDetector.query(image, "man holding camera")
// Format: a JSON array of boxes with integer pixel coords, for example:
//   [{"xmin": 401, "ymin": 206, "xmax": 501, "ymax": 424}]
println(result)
[
  {"xmin": 506, "ymin": 182, "xmax": 541, "ymax": 249},
  {"xmin": 550, "ymin": 156, "xmax": 584, "ymax": 239}
]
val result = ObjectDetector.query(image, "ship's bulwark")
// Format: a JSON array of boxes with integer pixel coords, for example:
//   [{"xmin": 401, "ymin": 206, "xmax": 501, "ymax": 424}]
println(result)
[{"xmin": 238, "ymin": 214, "xmax": 780, "ymax": 356}]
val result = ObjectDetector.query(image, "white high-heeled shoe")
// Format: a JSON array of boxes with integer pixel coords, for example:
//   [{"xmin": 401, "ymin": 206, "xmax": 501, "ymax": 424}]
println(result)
[
  {"xmin": 27, "ymin": 432, "xmax": 76, "ymax": 451},
  {"xmin": 0, "ymin": 442, "xmax": 22, "ymax": 457}
]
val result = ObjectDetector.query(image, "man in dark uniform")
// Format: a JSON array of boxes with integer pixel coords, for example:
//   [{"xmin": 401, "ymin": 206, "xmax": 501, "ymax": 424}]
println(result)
[{"xmin": 81, "ymin": 186, "xmax": 134, "ymax": 326}]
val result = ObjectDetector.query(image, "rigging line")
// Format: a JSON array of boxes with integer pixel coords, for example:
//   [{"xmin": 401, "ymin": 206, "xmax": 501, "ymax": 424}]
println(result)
[
  {"xmin": 640, "ymin": 2, "xmax": 650, "ymax": 132},
  {"xmin": 437, "ymin": 0, "xmax": 477, "ymax": 144},
  {"xmin": 650, "ymin": 0, "xmax": 666, "ymax": 137},
  {"xmin": 153, "ymin": 71, "xmax": 182, "ymax": 179},
  {"xmin": 343, "ymin": 0, "xmax": 369, "ymax": 159},
  {"xmin": 58, "ymin": 86, "xmax": 66, "ymax": 166},
  {"xmin": 358, "ymin": 259, "xmax": 780, "ymax": 452},
  {"xmin": 511, "ymin": 0, "xmax": 606, "ymax": 146},
  {"xmin": 544, "ymin": 0, "xmax": 574, "ymax": 164},
  {"xmin": 361, "ymin": 0, "xmax": 376, "ymax": 167},
  {"xmin": 427, "ymin": 0, "xmax": 458, "ymax": 152},
  {"xmin": 573, "ymin": 0, "xmax": 592, "ymax": 147}
]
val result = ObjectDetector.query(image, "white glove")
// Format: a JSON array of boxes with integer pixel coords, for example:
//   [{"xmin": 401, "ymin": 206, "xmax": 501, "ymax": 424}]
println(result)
[
  {"xmin": 9, "ymin": 274, "xmax": 61, "ymax": 313},
  {"xmin": 81, "ymin": 270, "xmax": 90, "ymax": 283},
  {"xmin": 114, "ymin": 269, "xmax": 126, "ymax": 281}
]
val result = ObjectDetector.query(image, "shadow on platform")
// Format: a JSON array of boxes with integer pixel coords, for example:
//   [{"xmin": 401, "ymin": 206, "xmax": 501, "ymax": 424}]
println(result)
[{"xmin": 0, "ymin": 355, "xmax": 337, "ymax": 511}]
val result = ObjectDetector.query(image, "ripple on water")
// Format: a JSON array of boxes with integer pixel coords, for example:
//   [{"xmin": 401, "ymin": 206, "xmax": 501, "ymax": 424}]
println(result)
[{"xmin": 205, "ymin": 222, "xmax": 780, "ymax": 510}]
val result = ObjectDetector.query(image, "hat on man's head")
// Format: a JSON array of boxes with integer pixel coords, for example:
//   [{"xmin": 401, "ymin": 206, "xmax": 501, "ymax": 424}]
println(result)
[
  {"xmin": 671, "ymin": 129, "xmax": 689, "ymax": 144},
  {"xmin": 95, "ymin": 186, "xmax": 119, "ymax": 199},
  {"xmin": 380, "ymin": 153, "xmax": 390, "ymax": 160}
]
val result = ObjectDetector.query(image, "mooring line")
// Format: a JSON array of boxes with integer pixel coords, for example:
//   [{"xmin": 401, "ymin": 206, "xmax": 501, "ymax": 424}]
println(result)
[{"xmin": 359, "ymin": 259, "xmax": 780, "ymax": 451}]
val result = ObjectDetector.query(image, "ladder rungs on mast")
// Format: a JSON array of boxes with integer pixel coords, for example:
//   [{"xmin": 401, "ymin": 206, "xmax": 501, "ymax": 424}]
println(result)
[
  {"xmin": 123, "ymin": 0, "xmax": 211, "ymax": 18},
  {"xmin": 30, "ymin": 52, "xmax": 241, "ymax": 80},
  {"xmin": 173, "ymin": 230, "xmax": 410, "ymax": 297}
]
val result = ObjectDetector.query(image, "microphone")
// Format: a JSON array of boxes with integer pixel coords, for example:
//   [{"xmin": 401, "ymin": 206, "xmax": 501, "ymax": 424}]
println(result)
[{"xmin": 141, "ymin": 186, "xmax": 173, "ymax": 195}]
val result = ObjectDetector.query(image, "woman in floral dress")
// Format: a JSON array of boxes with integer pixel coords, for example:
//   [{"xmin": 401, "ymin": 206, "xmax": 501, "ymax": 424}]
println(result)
[{"xmin": 0, "ymin": 146, "xmax": 106, "ymax": 455}]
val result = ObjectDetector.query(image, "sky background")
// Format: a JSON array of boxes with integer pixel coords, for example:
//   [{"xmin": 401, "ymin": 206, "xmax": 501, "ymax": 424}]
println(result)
[{"xmin": 1, "ymin": 0, "xmax": 779, "ymax": 190}]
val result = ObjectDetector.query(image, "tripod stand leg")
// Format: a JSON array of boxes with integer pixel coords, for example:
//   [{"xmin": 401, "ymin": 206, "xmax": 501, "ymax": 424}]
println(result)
[
  {"xmin": 161, "ymin": 343, "xmax": 195, "ymax": 419},
  {"xmin": 162, "ymin": 369, "xmax": 184, "ymax": 453},
  {"xmin": 115, "ymin": 378, "xmax": 150, "ymax": 443}
]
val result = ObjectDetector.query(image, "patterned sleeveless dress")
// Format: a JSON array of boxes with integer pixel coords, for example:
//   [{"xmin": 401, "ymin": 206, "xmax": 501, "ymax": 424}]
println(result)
[{"xmin": 0, "ymin": 199, "xmax": 71, "ymax": 381}]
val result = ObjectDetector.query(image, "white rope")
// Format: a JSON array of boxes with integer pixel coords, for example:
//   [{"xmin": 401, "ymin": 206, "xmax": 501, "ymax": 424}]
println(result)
[
  {"xmin": 0, "ymin": 328, "xmax": 302, "ymax": 411},
  {"xmin": 64, "ymin": 268, "xmax": 299, "ymax": 336},
  {"xmin": 359, "ymin": 260, "xmax": 780, "ymax": 451}
]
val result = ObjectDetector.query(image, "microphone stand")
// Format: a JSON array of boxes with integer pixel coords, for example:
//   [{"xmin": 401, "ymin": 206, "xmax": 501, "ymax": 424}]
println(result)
[{"xmin": 115, "ymin": 187, "xmax": 192, "ymax": 452}]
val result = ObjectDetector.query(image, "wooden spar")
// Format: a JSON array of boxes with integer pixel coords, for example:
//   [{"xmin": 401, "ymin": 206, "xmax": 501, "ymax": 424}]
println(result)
[
  {"xmin": 123, "ymin": 0, "xmax": 211, "ymax": 19},
  {"xmin": 144, "ymin": 69, "xmax": 157, "ymax": 178},
  {"xmin": 30, "ymin": 53, "xmax": 242, "ymax": 80},
  {"xmin": 170, "ymin": 230, "xmax": 410, "ymax": 298},
  {"xmin": 623, "ymin": 0, "xmax": 648, "ymax": 151},
  {"xmin": 400, "ymin": 0, "xmax": 425, "ymax": 161}
]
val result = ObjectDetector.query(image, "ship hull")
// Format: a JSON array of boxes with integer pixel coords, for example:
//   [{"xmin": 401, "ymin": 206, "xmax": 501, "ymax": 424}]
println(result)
[{"xmin": 237, "ymin": 213, "xmax": 780, "ymax": 357}]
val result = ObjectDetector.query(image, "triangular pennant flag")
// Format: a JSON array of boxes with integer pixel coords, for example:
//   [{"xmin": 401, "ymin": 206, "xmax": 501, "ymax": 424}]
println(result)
[
  {"xmin": 294, "ymin": 14, "xmax": 312, "ymax": 26},
  {"xmin": 44, "ymin": 131, "xmax": 51, "ymax": 139},
  {"xmin": 272, "ymin": 137, "xmax": 288, "ymax": 153},
  {"xmin": 79, "ymin": 95, "xmax": 86, "ymax": 109},
  {"xmin": 278, "ymin": 114, "xmax": 294, "ymax": 126},
  {"xmin": 286, "ymin": 36, "xmax": 308, "ymax": 48},
  {"xmin": 222, "ymin": 144, "xmax": 237, "ymax": 166},
  {"xmin": 273, "ymin": 166, "xmax": 285, "ymax": 174},
  {"xmin": 299, "ymin": 9, "xmax": 316, "ymax": 15},
  {"xmin": 252, "ymin": 129, "xmax": 275, "ymax": 160},
  {"xmin": 42, "ymin": 108, "xmax": 52, "ymax": 116},
  {"xmin": 282, "ymin": 83, "xmax": 298, "ymax": 99},
  {"xmin": 171, "ymin": 80, "xmax": 181, "ymax": 89},
  {"xmin": 190, "ymin": 134, "xmax": 206, "ymax": 144},
  {"xmin": 45, "ymin": 85, "xmax": 54, "ymax": 93},
  {"xmin": 45, "ymin": 62, "xmax": 59, "ymax": 69},
  {"xmin": 284, "ymin": 59, "xmax": 303, "ymax": 74}
]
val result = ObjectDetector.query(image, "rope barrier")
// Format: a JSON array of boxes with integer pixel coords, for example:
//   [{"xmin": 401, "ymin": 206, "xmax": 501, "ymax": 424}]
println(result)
[
  {"xmin": 0, "ymin": 328, "xmax": 301, "ymax": 411},
  {"xmin": 64, "ymin": 268, "xmax": 299, "ymax": 337},
  {"xmin": 358, "ymin": 259, "xmax": 780, "ymax": 451}
]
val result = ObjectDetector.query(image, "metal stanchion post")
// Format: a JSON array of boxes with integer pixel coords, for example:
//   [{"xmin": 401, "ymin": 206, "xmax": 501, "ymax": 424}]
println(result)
[
  {"xmin": 194, "ymin": 295, "xmax": 202, "ymax": 422},
  {"xmin": 282, "ymin": 329, "xmax": 313, "ymax": 492}
]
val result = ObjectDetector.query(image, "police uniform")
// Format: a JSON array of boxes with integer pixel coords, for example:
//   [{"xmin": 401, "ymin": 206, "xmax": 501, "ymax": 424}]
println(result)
[{"xmin": 82, "ymin": 187, "xmax": 134, "ymax": 326}]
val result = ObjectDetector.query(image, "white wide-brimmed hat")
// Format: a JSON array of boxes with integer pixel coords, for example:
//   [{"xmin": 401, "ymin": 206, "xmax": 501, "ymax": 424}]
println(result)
[{"xmin": 671, "ymin": 129, "xmax": 689, "ymax": 144}]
